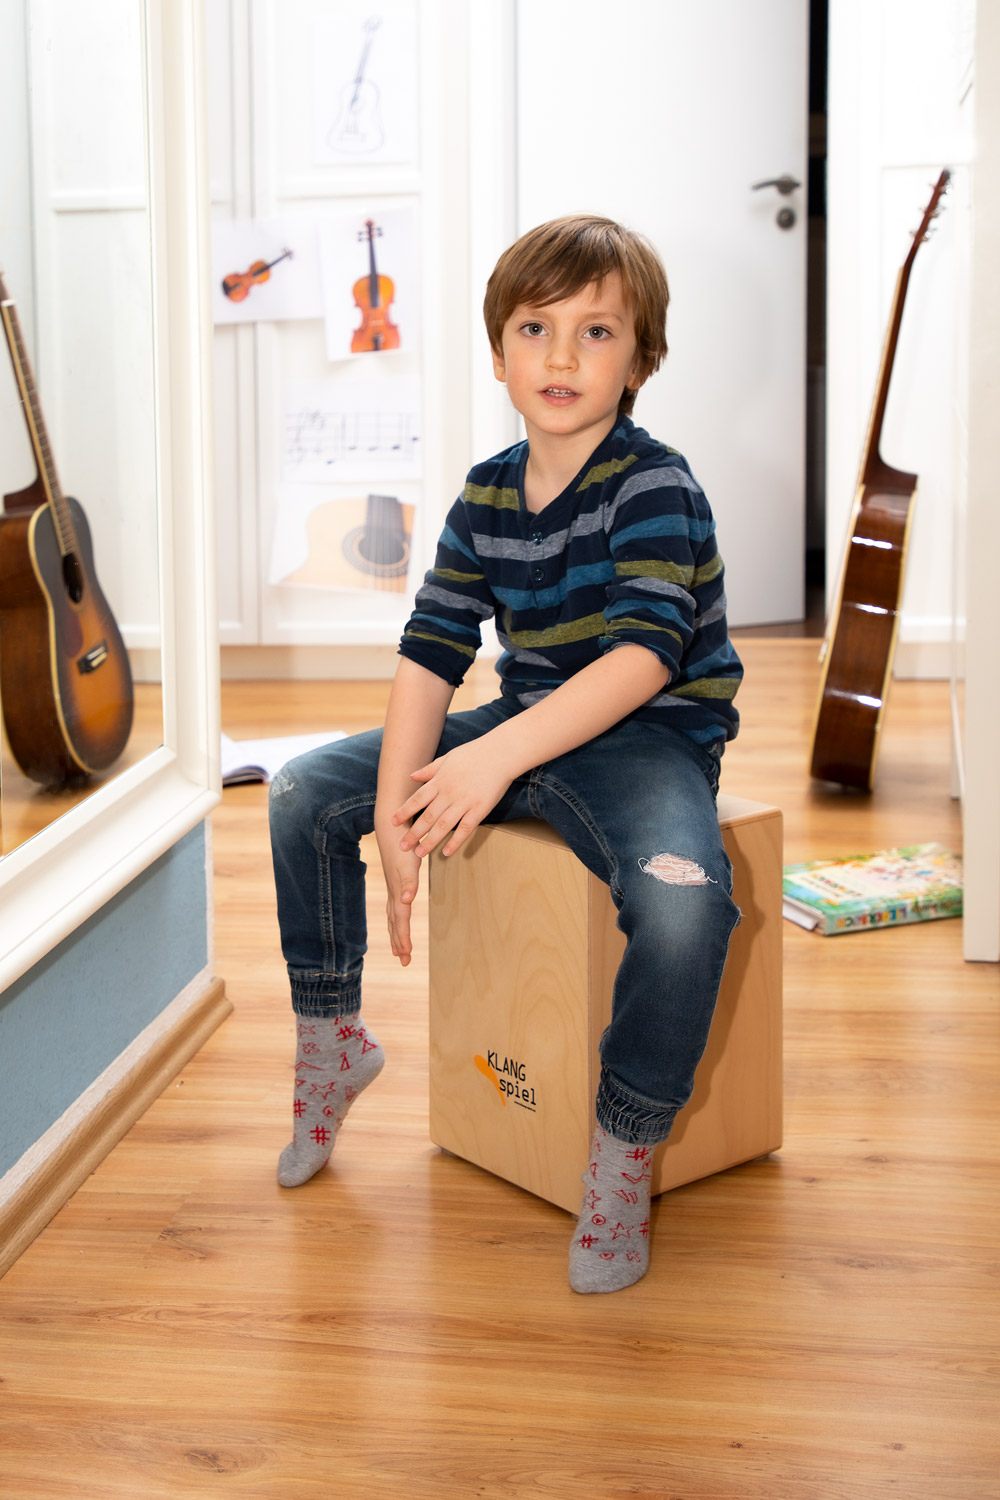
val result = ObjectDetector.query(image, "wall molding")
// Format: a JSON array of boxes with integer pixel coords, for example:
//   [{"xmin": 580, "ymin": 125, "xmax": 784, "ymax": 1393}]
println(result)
[{"xmin": 0, "ymin": 972, "xmax": 231, "ymax": 1280}]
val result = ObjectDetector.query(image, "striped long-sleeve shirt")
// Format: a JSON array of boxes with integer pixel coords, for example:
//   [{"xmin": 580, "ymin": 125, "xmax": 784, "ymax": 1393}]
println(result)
[{"xmin": 399, "ymin": 418, "xmax": 742, "ymax": 744}]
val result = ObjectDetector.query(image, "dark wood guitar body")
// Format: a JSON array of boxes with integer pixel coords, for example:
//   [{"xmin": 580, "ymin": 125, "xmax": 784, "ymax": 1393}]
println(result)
[
  {"xmin": 1, "ymin": 268, "xmax": 134, "ymax": 785},
  {"xmin": 809, "ymin": 461, "xmax": 917, "ymax": 788},
  {"xmin": 0, "ymin": 496, "xmax": 134, "ymax": 783},
  {"xmin": 809, "ymin": 171, "xmax": 949, "ymax": 791}
]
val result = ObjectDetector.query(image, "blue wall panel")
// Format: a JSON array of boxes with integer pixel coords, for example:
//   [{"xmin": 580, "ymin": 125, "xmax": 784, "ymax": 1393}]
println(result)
[{"xmin": 0, "ymin": 822, "xmax": 208, "ymax": 1177}]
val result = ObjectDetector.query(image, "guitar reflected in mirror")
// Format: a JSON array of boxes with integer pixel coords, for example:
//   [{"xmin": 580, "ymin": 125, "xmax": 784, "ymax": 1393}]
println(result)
[{"xmin": 0, "ymin": 271, "xmax": 134, "ymax": 786}]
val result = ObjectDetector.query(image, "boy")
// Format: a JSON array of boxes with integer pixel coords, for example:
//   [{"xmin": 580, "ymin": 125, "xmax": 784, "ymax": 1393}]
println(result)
[{"xmin": 269, "ymin": 214, "xmax": 743, "ymax": 1294}]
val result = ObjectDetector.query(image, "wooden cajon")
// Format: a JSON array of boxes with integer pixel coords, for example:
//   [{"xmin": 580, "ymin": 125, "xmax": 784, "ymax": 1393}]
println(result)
[{"xmin": 428, "ymin": 795, "xmax": 782, "ymax": 1213}]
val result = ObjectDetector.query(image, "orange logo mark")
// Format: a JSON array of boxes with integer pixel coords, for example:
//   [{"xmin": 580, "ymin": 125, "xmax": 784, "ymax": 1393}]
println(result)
[{"xmin": 474, "ymin": 1054, "xmax": 506, "ymax": 1105}]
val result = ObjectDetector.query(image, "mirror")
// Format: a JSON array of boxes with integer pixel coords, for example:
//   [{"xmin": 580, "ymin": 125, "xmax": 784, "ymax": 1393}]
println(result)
[
  {"xmin": 0, "ymin": 0, "xmax": 163, "ymax": 855},
  {"xmin": 0, "ymin": 0, "xmax": 220, "ymax": 993}
]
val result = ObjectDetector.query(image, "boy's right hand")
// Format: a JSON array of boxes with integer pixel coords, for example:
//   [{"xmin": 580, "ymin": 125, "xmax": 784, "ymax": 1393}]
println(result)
[{"xmin": 376, "ymin": 826, "xmax": 421, "ymax": 967}]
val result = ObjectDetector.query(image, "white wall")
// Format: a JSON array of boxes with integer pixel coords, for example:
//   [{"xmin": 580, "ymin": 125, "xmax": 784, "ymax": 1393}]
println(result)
[
  {"xmin": 827, "ymin": 0, "xmax": 974, "ymax": 678},
  {"xmin": 961, "ymin": 0, "xmax": 1000, "ymax": 960},
  {"xmin": 0, "ymin": 0, "xmax": 35, "ymax": 498}
]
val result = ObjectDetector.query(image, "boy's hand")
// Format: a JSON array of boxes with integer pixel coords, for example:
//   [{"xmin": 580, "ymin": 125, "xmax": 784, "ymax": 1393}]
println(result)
[
  {"xmin": 393, "ymin": 740, "xmax": 515, "ymax": 859},
  {"xmin": 375, "ymin": 825, "xmax": 422, "ymax": 967}
]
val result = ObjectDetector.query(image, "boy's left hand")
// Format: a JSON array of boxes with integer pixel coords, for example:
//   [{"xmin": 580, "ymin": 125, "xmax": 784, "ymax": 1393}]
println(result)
[{"xmin": 393, "ymin": 739, "xmax": 515, "ymax": 859}]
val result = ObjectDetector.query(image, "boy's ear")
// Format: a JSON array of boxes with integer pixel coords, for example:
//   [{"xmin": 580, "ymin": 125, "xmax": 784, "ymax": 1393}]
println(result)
[
  {"xmin": 625, "ymin": 352, "xmax": 648, "ymax": 392},
  {"xmin": 491, "ymin": 346, "xmax": 506, "ymax": 383}
]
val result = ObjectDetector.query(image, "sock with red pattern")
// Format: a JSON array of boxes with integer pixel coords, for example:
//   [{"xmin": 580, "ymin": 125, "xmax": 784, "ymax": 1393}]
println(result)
[
  {"xmin": 277, "ymin": 1014, "xmax": 385, "ymax": 1187},
  {"xmin": 569, "ymin": 1125, "xmax": 654, "ymax": 1293}
]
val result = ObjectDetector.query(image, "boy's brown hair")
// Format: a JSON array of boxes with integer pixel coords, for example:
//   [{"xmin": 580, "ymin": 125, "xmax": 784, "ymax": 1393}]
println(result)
[{"xmin": 483, "ymin": 214, "xmax": 669, "ymax": 418}]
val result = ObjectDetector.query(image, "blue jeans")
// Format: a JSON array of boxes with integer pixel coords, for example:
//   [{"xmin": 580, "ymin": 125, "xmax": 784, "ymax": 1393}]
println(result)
[{"xmin": 268, "ymin": 698, "xmax": 740, "ymax": 1145}]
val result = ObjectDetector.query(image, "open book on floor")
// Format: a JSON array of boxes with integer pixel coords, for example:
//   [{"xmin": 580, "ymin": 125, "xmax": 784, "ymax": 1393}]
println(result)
[
  {"xmin": 220, "ymin": 730, "xmax": 346, "ymax": 786},
  {"xmin": 782, "ymin": 842, "xmax": 963, "ymax": 935}
]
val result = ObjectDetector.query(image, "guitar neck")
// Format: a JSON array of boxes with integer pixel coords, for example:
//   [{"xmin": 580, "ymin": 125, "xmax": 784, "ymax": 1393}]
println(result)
[
  {"xmin": 858, "ymin": 259, "xmax": 915, "ymax": 490},
  {"xmin": 0, "ymin": 279, "xmax": 77, "ymax": 554},
  {"xmin": 857, "ymin": 170, "xmax": 950, "ymax": 491}
]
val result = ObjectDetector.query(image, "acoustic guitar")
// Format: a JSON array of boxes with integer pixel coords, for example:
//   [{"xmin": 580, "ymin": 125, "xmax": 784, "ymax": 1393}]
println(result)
[
  {"xmin": 809, "ymin": 170, "xmax": 950, "ymax": 791},
  {"xmin": 0, "ymin": 272, "xmax": 134, "ymax": 785}
]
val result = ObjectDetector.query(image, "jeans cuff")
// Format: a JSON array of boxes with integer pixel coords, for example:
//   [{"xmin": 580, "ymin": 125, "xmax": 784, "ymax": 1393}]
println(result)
[
  {"xmin": 595, "ymin": 1066, "xmax": 677, "ymax": 1146},
  {"xmin": 289, "ymin": 965, "xmax": 362, "ymax": 1018}
]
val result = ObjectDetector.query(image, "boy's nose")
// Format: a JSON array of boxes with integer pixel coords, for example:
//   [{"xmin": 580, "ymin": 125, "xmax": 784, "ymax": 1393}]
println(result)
[{"xmin": 546, "ymin": 336, "xmax": 577, "ymax": 371}]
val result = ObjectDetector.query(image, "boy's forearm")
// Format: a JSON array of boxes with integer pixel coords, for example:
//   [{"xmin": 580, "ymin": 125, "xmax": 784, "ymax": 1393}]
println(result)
[
  {"xmin": 376, "ymin": 657, "xmax": 456, "ymax": 816},
  {"xmin": 484, "ymin": 645, "xmax": 670, "ymax": 777}
]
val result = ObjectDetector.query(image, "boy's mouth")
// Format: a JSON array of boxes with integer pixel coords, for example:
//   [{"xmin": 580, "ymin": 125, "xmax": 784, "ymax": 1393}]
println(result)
[{"xmin": 541, "ymin": 386, "xmax": 578, "ymax": 400}]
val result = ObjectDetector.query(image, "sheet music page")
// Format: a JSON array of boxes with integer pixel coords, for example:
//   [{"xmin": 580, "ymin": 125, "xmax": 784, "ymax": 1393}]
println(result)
[{"xmin": 282, "ymin": 376, "xmax": 422, "ymax": 483}]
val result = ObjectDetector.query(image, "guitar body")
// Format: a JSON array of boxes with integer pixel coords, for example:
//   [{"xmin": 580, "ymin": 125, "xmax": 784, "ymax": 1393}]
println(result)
[
  {"xmin": 0, "ymin": 496, "xmax": 134, "ymax": 784},
  {"xmin": 809, "ymin": 463, "xmax": 916, "ymax": 789}
]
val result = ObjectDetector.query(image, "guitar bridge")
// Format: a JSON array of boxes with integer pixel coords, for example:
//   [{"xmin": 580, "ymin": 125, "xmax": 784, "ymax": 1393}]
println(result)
[{"xmin": 77, "ymin": 640, "xmax": 109, "ymax": 674}]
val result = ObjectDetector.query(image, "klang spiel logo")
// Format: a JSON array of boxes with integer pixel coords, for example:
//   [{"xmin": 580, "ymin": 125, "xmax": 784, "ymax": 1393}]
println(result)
[{"xmin": 474, "ymin": 1051, "xmax": 537, "ymax": 1111}]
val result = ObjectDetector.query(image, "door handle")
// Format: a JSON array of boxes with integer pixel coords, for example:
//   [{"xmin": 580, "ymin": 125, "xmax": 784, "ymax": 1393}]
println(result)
[{"xmin": 751, "ymin": 174, "xmax": 802, "ymax": 196}]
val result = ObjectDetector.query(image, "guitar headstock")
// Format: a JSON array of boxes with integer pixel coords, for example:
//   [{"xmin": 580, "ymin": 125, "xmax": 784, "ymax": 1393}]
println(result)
[{"xmin": 909, "ymin": 169, "xmax": 951, "ymax": 257}]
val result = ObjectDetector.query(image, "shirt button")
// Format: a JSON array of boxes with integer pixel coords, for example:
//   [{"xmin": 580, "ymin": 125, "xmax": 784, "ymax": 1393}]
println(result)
[
  {"xmin": 532, "ymin": 566, "xmax": 544, "ymax": 583},
  {"xmin": 531, "ymin": 532, "xmax": 542, "ymax": 545}
]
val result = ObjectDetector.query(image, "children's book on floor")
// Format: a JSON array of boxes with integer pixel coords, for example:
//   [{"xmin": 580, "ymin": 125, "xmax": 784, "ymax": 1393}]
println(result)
[
  {"xmin": 782, "ymin": 842, "xmax": 963, "ymax": 934},
  {"xmin": 220, "ymin": 731, "xmax": 345, "ymax": 786}
]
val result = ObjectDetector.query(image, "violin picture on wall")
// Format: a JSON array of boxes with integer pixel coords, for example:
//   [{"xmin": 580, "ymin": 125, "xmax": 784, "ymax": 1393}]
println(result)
[
  {"xmin": 211, "ymin": 218, "xmax": 325, "ymax": 326},
  {"xmin": 221, "ymin": 247, "xmax": 294, "ymax": 304},
  {"xmin": 351, "ymin": 219, "xmax": 400, "ymax": 353},
  {"xmin": 317, "ymin": 203, "xmax": 418, "ymax": 363}
]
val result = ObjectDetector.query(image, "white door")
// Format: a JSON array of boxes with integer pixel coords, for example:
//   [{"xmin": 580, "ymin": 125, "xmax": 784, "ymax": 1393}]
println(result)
[{"xmin": 516, "ymin": 0, "xmax": 809, "ymax": 627}]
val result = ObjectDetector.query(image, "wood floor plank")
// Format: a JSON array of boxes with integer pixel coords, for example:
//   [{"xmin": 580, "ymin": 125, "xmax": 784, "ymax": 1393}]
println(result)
[{"xmin": 1, "ymin": 640, "xmax": 997, "ymax": 1500}]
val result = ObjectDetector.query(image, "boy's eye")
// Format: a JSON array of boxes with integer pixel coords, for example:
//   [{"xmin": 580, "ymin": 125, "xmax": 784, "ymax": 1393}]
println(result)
[
  {"xmin": 521, "ymin": 322, "xmax": 545, "ymax": 336},
  {"xmin": 585, "ymin": 325, "xmax": 610, "ymax": 340}
]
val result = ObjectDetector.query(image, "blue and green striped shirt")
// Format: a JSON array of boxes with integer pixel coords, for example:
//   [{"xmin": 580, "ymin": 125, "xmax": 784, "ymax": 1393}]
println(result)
[{"xmin": 399, "ymin": 418, "xmax": 742, "ymax": 744}]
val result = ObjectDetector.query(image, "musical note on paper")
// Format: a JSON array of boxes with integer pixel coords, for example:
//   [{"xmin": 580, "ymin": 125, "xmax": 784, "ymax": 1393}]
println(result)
[{"xmin": 282, "ymin": 377, "xmax": 422, "ymax": 482}]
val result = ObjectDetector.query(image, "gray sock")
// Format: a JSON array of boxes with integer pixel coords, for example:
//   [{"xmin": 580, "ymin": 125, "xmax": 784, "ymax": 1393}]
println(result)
[
  {"xmin": 569, "ymin": 1125, "xmax": 654, "ymax": 1293},
  {"xmin": 277, "ymin": 1014, "xmax": 385, "ymax": 1187}
]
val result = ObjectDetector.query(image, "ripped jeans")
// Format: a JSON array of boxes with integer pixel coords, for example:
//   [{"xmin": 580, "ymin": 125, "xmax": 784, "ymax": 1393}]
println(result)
[{"xmin": 268, "ymin": 697, "xmax": 740, "ymax": 1145}]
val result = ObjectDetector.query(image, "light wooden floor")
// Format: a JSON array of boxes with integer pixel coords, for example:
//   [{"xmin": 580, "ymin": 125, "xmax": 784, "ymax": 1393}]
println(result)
[{"xmin": 2, "ymin": 640, "xmax": 998, "ymax": 1500}]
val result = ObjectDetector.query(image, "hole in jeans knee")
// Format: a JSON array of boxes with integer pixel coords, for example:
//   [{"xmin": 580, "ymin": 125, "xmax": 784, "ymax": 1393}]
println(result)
[
  {"xmin": 638, "ymin": 852, "xmax": 713, "ymax": 886},
  {"xmin": 270, "ymin": 768, "xmax": 294, "ymax": 798}
]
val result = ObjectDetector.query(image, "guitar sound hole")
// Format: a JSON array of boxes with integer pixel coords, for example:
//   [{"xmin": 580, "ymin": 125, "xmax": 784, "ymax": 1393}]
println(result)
[
  {"xmin": 342, "ymin": 524, "xmax": 408, "ymax": 577},
  {"xmin": 62, "ymin": 552, "xmax": 85, "ymax": 604}
]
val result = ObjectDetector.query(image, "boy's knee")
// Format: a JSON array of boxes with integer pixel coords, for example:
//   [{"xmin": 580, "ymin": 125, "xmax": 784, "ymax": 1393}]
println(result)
[
  {"xmin": 638, "ymin": 852, "xmax": 713, "ymax": 886},
  {"xmin": 268, "ymin": 754, "xmax": 321, "ymax": 838}
]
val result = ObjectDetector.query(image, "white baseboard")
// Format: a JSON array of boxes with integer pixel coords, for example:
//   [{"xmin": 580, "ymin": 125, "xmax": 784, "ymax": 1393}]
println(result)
[{"xmin": 894, "ymin": 639, "xmax": 957, "ymax": 681}]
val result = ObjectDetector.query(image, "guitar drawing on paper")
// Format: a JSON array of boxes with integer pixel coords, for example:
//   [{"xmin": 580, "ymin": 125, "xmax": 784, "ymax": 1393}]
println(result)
[{"xmin": 328, "ymin": 16, "xmax": 384, "ymax": 155}]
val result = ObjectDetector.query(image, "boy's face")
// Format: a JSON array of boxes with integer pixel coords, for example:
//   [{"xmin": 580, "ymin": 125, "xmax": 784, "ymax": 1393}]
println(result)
[{"xmin": 492, "ymin": 274, "xmax": 642, "ymax": 450}]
